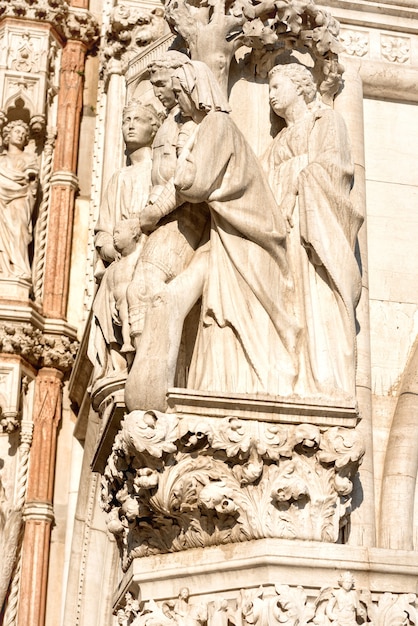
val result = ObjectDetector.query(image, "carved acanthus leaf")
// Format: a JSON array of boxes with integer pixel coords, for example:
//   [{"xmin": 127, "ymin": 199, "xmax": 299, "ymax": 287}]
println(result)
[
  {"xmin": 124, "ymin": 578, "xmax": 417, "ymax": 626},
  {"xmin": 0, "ymin": 1, "xmax": 99, "ymax": 48},
  {"xmin": 102, "ymin": 412, "xmax": 365, "ymax": 569},
  {"xmin": 0, "ymin": 323, "xmax": 78, "ymax": 374},
  {"xmin": 101, "ymin": 5, "xmax": 166, "ymax": 78}
]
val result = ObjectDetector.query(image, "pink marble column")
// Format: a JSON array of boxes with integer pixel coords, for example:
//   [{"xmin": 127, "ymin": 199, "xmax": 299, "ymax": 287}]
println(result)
[
  {"xmin": 42, "ymin": 38, "xmax": 87, "ymax": 319},
  {"xmin": 17, "ymin": 368, "xmax": 63, "ymax": 626}
]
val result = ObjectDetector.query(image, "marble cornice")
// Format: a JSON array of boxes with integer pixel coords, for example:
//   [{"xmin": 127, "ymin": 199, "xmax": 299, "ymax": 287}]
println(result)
[
  {"xmin": 115, "ymin": 539, "xmax": 418, "ymax": 609},
  {"xmin": 0, "ymin": 0, "xmax": 99, "ymax": 48},
  {"xmin": 321, "ymin": 0, "xmax": 418, "ymax": 32}
]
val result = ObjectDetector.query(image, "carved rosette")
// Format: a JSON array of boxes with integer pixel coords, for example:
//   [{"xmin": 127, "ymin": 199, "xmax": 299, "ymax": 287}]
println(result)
[
  {"xmin": 101, "ymin": 411, "xmax": 365, "ymax": 570},
  {"xmin": 116, "ymin": 578, "xmax": 418, "ymax": 626}
]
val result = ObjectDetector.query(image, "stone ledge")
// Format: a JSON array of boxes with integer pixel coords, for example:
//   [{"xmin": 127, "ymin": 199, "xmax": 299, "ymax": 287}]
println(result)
[
  {"xmin": 114, "ymin": 540, "xmax": 418, "ymax": 609},
  {"xmin": 167, "ymin": 388, "xmax": 359, "ymax": 427}
]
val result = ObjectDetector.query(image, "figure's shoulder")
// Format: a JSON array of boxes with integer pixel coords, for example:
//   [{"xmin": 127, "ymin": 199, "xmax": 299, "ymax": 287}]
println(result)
[{"xmin": 314, "ymin": 107, "xmax": 347, "ymax": 130}]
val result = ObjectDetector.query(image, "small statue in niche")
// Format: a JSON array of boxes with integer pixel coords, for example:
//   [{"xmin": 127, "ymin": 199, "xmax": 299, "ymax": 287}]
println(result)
[
  {"xmin": 89, "ymin": 101, "xmax": 163, "ymax": 384},
  {"xmin": 125, "ymin": 60, "xmax": 299, "ymax": 412},
  {"xmin": 0, "ymin": 120, "xmax": 39, "ymax": 281},
  {"xmin": 263, "ymin": 61, "xmax": 363, "ymax": 400},
  {"xmin": 325, "ymin": 572, "xmax": 367, "ymax": 626}
]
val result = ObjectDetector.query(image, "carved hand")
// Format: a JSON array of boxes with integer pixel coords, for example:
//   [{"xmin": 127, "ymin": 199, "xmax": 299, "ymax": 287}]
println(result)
[
  {"xmin": 140, "ymin": 204, "xmax": 161, "ymax": 233},
  {"xmin": 280, "ymin": 192, "xmax": 297, "ymax": 232},
  {"xmin": 99, "ymin": 243, "xmax": 117, "ymax": 264}
]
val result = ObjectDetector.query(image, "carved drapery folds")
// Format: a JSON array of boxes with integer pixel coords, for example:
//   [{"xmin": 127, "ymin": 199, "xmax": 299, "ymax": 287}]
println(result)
[
  {"xmin": 101, "ymin": 411, "xmax": 364, "ymax": 569},
  {"xmin": 87, "ymin": 0, "xmax": 367, "ymax": 572},
  {"xmin": 115, "ymin": 577, "xmax": 418, "ymax": 626}
]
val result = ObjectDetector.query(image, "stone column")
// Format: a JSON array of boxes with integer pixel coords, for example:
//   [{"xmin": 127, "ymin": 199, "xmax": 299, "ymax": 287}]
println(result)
[
  {"xmin": 101, "ymin": 59, "xmax": 126, "ymax": 191},
  {"xmin": 334, "ymin": 58, "xmax": 376, "ymax": 547},
  {"xmin": 42, "ymin": 39, "xmax": 87, "ymax": 319},
  {"xmin": 379, "ymin": 339, "xmax": 418, "ymax": 549},
  {"xmin": 17, "ymin": 368, "xmax": 63, "ymax": 626}
]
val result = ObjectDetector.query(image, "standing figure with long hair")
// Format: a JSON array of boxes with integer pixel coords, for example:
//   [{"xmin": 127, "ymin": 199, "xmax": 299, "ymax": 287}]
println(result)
[
  {"xmin": 0, "ymin": 120, "xmax": 38, "ymax": 281},
  {"xmin": 263, "ymin": 62, "xmax": 363, "ymax": 399}
]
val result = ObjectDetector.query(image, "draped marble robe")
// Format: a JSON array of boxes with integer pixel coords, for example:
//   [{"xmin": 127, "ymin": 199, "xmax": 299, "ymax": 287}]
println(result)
[
  {"xmin": 263, "ymin": 108, "xmax": 363, "ymax": 399},
  {"xmin": 0, "ymin": 151, "xmax": 38, "ymax": 280},
  {"xmin": 174, "ymin": 110, "xmax": 300, "ymax": 395}
]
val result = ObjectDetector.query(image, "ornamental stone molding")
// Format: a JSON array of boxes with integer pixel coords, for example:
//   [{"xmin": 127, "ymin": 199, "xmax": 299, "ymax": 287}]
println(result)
[
  {"xmin": 0, "ymin": 1, "xmax": 99, "ymax": 48},
  {"xmin": 0, "ymin": 322, "xmax": 78, "ymax": 373},
  {"xmin": 101, "ymin": 411, "xmax": 364, "ymax": 570},
  {"xmin": 340, "ymin": 30, "xmax": 369, "ymax": 57},
  {"xmin": 380, "ymin": 35, "xmax": 410, "ymax": 63},
  {"xmin": 115, "ymin": 576, "xmax": 418, "ymax": 626}
]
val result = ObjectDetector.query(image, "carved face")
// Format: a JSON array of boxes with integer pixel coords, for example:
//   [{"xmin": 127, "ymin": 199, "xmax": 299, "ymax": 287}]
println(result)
[
  {"xmin": 268, "ymin": 73, "xmax": 303, "ymax": 118},
  {"xmin": 150, "ymin": 69, "xmax": 177, "ymax": 110},
  {"xmin": 7, "ymin": 124, "xmax": 28, "ymax": 150},
  {"xmin": 341, "ymin": 578, "xmax": 354, "ymax": 591},
  {"xmin": 113, "ymin": 221, "xmax": 135, "ymax": 253},
  {"xmin": 179, "ymin": 588, "xmax": 189, "ymax": 601},
  {"xmin": 122, "ymin": 108, "xmax": 155, "ymax": 152},
  {"xmin": 172, "ymin": 77, "xmax": 195, "ymax": 119}
]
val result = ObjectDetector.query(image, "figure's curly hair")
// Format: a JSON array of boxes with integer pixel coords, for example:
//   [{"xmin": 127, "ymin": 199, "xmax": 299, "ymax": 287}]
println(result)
[
  {"xmin": 338, "ymin": 571, "xmax": 355, "ymax": 587},
  {"xmin": 148, "ymin": 51, "xmax": 190, "ymax": 74},
  {"xmin": 269, "ymin": 63, "xmax": 317, "ymax": 104},
  {"xmin": 114, "ymin": 218, "xmax": 141, "ymax": 242},
  {"xmin": 122, "ymin": 100, "xmax": 165, "ymax": 134},
  {"xmin": 2, "ymin": 120, "xmax": 30, "ymax": 147}
]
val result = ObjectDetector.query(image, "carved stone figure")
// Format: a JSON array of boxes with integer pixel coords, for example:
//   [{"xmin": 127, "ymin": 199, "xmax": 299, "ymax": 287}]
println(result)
[
  {"xmin": 263, "ymin": 62, "xmax": 363, "ymax": 399},
  {"xmin": 0, "ymin": 120, "xmax": 39, "ymax": 281},
  {"xmin": 97, "ymin": 218, "xmax": 144, "ymax": 358},
  {"xmin": 210, "ymin": 599, "xmax": 238, "ymax": 626},
  {"xmin": 127, "ymin": 51, "xmax": 208, "ymax": 348},
  {"xmin": 89, "ymin": 101, "xmax": 163, "ymax": 384},
  {"xmin": 125, "ymin": 60, "xmax": 299, "ymax": 411},
  {"xmin": 0, "ymin": 470, "xmax": 22, "ymax": 614},
  {"xmin": 325, "ymin": 572, "xmax": 366, "ymax": 626}
]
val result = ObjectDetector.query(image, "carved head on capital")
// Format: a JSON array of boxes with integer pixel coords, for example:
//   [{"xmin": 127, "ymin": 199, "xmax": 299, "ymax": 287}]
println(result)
[{"xmin": 337, "ymin": 571, "xmax": 355, "ymax": 591}]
